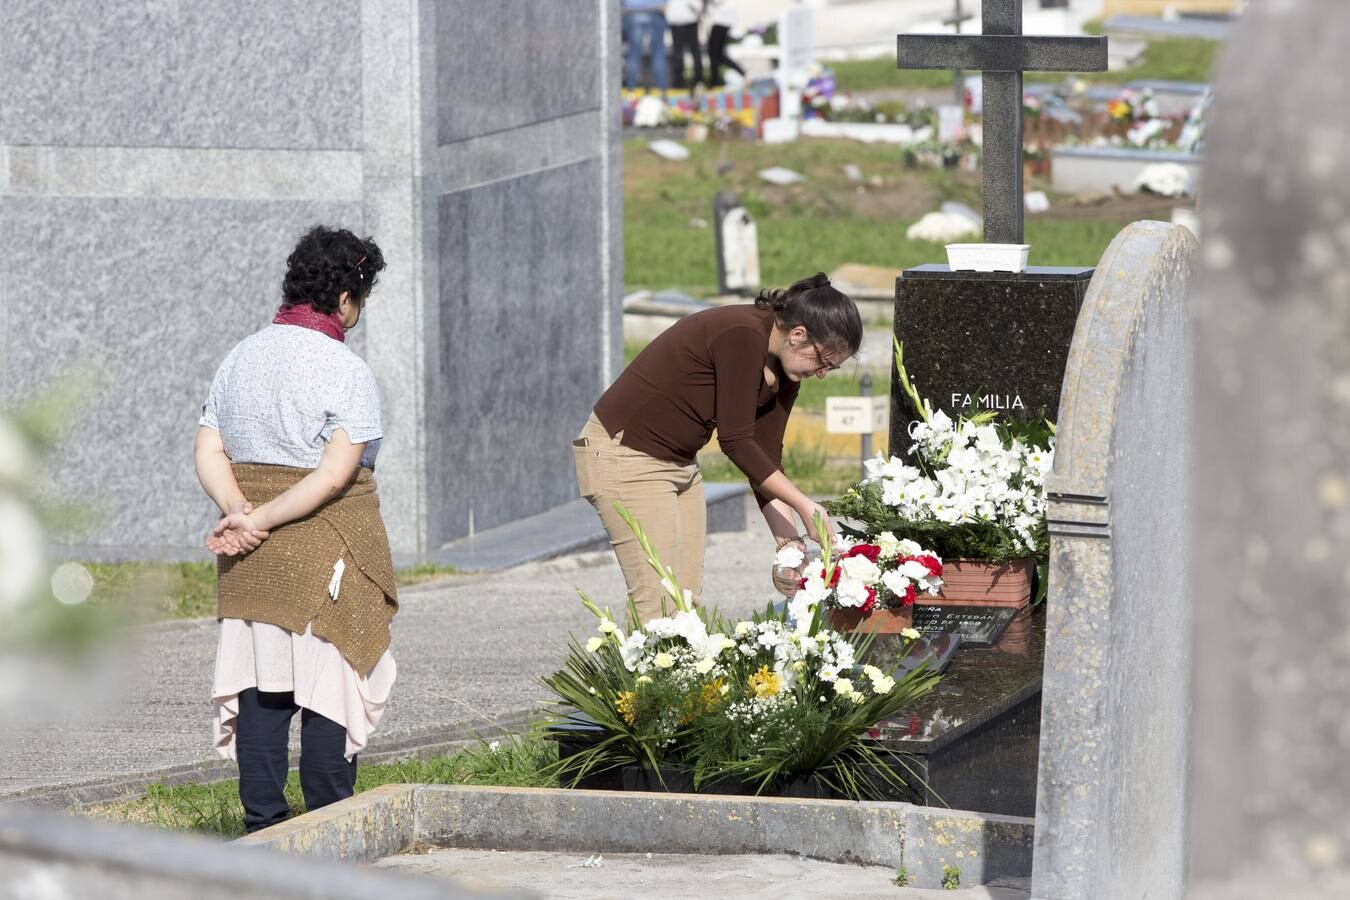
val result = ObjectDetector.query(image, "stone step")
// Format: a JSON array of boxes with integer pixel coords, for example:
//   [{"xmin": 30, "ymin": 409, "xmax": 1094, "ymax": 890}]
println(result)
[{"xmin": 415, "ymin": 482, "xmax": 751, "ymax": 572}]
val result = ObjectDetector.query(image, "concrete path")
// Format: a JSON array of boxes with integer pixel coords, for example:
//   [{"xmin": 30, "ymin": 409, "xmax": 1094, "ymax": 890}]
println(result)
[
  {"xmin": 375, "ymin": 850, "xmax": 1030, "ymax": 900},
  {"xmin": 0, "ymin": 502, "xmax": 783, "ymax": 805}
]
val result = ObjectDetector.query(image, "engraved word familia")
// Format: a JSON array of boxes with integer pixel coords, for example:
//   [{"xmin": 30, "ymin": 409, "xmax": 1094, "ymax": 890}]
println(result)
[{"xmin": 950, "ymin": 392, "xmax": 1025, "ymax": 411}]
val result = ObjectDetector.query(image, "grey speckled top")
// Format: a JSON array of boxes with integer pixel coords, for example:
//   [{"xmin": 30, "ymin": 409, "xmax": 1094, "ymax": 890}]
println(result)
[{"xmin": 199, "ymin": 324, "xmax": 382, "ymax": 470}]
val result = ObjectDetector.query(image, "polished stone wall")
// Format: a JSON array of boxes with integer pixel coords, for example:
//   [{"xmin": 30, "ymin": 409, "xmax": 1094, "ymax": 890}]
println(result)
[{"xmin": 0, "ymin": 0, "xmax": 623, "ymax": 557}]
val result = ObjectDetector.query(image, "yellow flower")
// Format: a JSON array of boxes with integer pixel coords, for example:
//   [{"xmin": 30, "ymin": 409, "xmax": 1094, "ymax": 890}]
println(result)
[
  {"xmin": 901, "ymin": 627, "xmax": 921, "ymax": 640},
  {"xmin": 598, "ymin": 619, "xmax": 617, "ymax": 634},
  {"xmin": 699, "ymin": 677, "xmax": 726, "ymax": 710},
  {"xmin": 636, "ymin": 674, "xmax": 653, "ymax": 685},
  {"xmin": 615, "ymin": 691, "xmax": 638, "ymax": 725},
  {"xmin": 747, "ymin": 665, "xmax": 783, "ymax": 699},
  {"xmin": 654, "ymin": 652, "xmax": 675, "ymax": 669},
  {"xmin": 585, "ymin": 637, "xmax": 604, "ymax": 653},
  {"xmin": 695, "ymin": 658, "xmax": 715, "ymax": 675},
  {"xmin": 680, "ymin": 677, "xmax": 727, "ymax": 724}
]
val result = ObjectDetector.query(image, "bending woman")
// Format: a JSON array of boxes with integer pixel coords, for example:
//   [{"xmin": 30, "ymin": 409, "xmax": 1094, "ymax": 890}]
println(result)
[
  {"xmin": 574, "ymin": 272, "xmax": 862, "ymax": 622},
  {"xmin": 194, "ymin": 225, "xmax": 396, "ymax": 832}
]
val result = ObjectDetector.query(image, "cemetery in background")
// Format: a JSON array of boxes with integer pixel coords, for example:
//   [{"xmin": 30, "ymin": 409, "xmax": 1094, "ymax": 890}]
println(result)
[
  {"xmin": 620, "ymin": 0, "xmax": 1224, "ymax": 492},
  {"xmin": 14, "ymin": 2, "xmax": 1348, "ymax": 900}
]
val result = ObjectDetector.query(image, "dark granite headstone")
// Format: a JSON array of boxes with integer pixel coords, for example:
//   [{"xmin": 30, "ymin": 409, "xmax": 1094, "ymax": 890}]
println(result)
[
  {"xmin": 888, "ymin": 264, "xmax": 1093, "ymax": 451},
  {"xmin": 912, "ymin": 604, "xmax": 1017, "ymax": 646},
  {"xmin": 870, "ymin": 607, "xmax": 1045, "ymax": 816}
]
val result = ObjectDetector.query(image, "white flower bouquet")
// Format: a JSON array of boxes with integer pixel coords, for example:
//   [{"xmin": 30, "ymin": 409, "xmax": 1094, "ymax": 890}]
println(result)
[
  {"xmin": 544, "ymin": 505, "xmax": 940, "ymax": 799},
  {"xmin": 777, "ymin": 533, "xmax": 944, "ymax": 619},
  {"xmin": 828, "ymin": 341, "xmax": 1054, "ymax": 600}
]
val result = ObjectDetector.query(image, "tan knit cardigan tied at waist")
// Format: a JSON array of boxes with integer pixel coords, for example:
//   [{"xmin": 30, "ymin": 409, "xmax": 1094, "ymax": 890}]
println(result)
[{"xmin": 217, "ymin": 464, "xmax": 398, "ymax": 676}]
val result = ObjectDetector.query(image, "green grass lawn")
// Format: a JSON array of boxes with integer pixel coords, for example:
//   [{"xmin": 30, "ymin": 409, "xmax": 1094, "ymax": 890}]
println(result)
[
  {"xmin": 89, "ymin": 735, "xmax": 557, "ymax": 839},
  {"xmin": 831, "ymin": 36, "xmax": 1219, "ymax": 93},
  {"xmin": 623, "ymin": 138, "xmax": 1130, "ymax": 294},
  {"xmin": 82, "ymin": 560, "xmax": 461, "ymax": 624}
]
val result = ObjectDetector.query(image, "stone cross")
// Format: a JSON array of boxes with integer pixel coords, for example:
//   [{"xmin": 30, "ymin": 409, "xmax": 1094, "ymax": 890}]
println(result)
[{"xmin": 897, "ymin": 1, "xmax": 1107, "ymax": 243}]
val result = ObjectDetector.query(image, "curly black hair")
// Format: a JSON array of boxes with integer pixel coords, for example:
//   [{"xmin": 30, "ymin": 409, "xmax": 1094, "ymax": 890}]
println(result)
[{"xmin": 281, "ymin": 225, "xmax": 387, "ymax": 314}]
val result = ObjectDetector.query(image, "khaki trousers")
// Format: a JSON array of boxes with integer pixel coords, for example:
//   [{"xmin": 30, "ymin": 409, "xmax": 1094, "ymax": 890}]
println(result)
[{"xmin": 573, "ymin": 413, "xmax": 705, "ymax": 623}]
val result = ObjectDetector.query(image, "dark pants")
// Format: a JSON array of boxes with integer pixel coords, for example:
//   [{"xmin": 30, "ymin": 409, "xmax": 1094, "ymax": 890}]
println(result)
[
  {"xmin": 236, "ymin": 688, "xmax": 356, "ymax": 833},
  {"xmin": 707, "ymin": 24, "xmax": 744, "ymax": 87},
  {"xmin": 669, "ymin": 23, "xmax": 703, "ymax": 89}
]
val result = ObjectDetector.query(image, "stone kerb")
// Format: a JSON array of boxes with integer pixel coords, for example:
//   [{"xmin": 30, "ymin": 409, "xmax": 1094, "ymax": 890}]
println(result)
[
  {"xmin": 0, "ymin": 801, "xmax": 480, "ymax": 900},
  {"xmin": 239, "ymin": 784, "xmax": 1036, "ymax": 890},
  {"xmin": 1033, "ymin": 220, "xmax": 1196, "ymax": 900}
]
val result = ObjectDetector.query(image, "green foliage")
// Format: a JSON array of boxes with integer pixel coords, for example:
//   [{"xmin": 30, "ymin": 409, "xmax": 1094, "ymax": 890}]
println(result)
[
  {"xmin": 394, "ymin": 563, "xmax": 462, "ymax": 586},
  {"xmin": 1, "ymin": 378, "xmax": 116, "ymax": 657},
  {"xmin": 793, "ymin": 367, "xmax": 888, "ymax": 414},
  {"xmin": 85, "ymin": 561, "xmax": 218, "ymax": 622},
  {"xmin": 623, "ymin": 138, "xmax": 1129, "ymax": 294},
  {"xmin": 353, "ymin": 734, "xmax": 558, "ymax": 791},
  {"xmin": 91, "ymin": 736, "xmax": 557, "ymax": 838},
  {"xmin": 700, "ymin": 445, "xmax": 862, "ymax": 497},
  {"xmin": 684, "ymin": 650, "xmax": 937, "ymax": 799},
  {"xmin": 942, "ymin": 864, "xmax": 962, "ymax": 890},
  {"xmin": 893, "ymin": 866, "xmax": 912, "ymax": 887},
  {"xmin": 829, "ymin": 57, "xmax": 956, "ymax": 92},
  {"xmin": 1118, "ymin": 37, "xmax": 1219, "ymax": 84}
]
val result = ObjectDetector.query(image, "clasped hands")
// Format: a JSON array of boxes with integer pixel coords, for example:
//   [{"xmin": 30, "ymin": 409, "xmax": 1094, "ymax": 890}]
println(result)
[{"xmin": 206, "ymin": 502, "xmax": 270, "ymax": 557}]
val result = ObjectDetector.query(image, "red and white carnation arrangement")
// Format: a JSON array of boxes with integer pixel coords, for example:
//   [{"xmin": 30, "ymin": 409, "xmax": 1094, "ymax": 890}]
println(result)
[{"xmin": 777, "ymin": 532, "xmax": 944, "ymax": 622}]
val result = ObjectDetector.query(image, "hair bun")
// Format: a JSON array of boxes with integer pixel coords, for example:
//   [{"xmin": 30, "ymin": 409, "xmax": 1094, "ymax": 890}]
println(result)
[{"xmin": 807, "ymin": 272, "xmax": 831, "ymax": 289}]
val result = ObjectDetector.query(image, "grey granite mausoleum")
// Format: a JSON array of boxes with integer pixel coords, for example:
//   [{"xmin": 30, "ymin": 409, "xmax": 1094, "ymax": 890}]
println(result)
[{"xmin": 0, "ymin": 0, "xmax": 622, "ymax": 559}]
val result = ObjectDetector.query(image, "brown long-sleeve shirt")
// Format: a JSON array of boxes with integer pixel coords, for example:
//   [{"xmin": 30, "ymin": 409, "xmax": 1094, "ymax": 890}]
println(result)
[{"xmin": 594, "ymin": 304, "xmax": 798, "ymax": 496}]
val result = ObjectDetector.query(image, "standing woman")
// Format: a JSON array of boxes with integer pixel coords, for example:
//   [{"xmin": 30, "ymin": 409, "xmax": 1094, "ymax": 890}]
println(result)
[
  {"xmin": 194, "ymin": 225, "xmax": 397, "ymax": 833},
  {"xmin": 574, "ymin": 273, "xmax": 862, "ymax": 622},
  {"xmin": 706, "ymin": 0, "xmax": 746, "ymax": 87},
  {"xmin": 666, "ymin": 0, "xmax": 705, "ymax": 90}
]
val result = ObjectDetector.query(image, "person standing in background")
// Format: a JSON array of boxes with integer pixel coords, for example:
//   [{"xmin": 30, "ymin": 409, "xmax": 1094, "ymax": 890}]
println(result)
[
  {"xmin": 623, "ymin": 0, "xmax": 669, "ymax": 94},
  {"xmin": 196, "ymin": 226, "xmax": 397, "ymax": 833},
  {"xmin": 705, "ymin": 0, "xmax": 745, "ymax": 88},
  {"xmin": 666, "ymin": 0, "xmax": 704, "ymax": 90}
]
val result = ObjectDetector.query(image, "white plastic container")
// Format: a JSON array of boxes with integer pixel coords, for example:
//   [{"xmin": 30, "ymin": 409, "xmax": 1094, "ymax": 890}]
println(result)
[{"xmin": 945, "ymin": 243, "xmax": 1031, "ymax": 273}]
